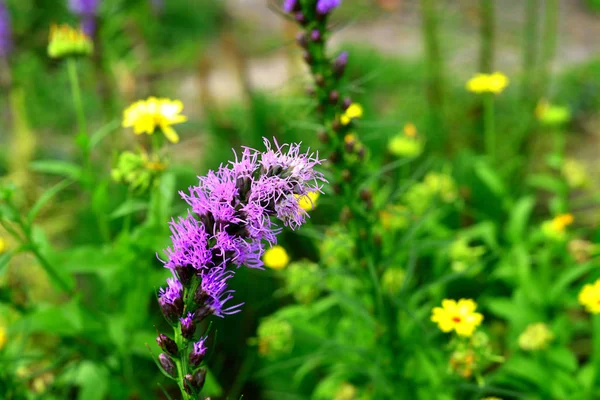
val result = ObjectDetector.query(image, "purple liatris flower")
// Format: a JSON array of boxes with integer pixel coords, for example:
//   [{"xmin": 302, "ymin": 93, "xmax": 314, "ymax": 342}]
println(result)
[
  {"xmin": 0, "ymin": 0, "xmax": 12, "ymax": 57},
  {"xmin": 333, "ymin": 51, "xmax": 349, "ymax": 76},
  {"xmin": 68, "ymin": 0, "xmax": 101, "ymax": 36},
  {"xmin": 154, "ymin": 139, "xmax": 324, "ymax": 397},
  {"xmin": 158, "ymin": 277, "xmax": 183, "ymax": 323},
  {"xmin": 189, "ymin": 337, "xmax": 208, "ymax": 368},
  {"xmin": 316, "ymin": 0, "xmax": 341, "ymax": 15}
]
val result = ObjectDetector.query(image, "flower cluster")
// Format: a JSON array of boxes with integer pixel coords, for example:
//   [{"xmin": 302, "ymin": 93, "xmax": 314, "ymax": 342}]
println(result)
[
  {"xmin": 518, "ymin": 323, "xmax": 554, "ymax": 351},
  {"xmin": 47, "ymin": 24, "xmax": 93, "ymax": 59},
  {"xmin": 0, "ymin": 0, "xmax": 12, "ymax": 57},
  {"xmin": 154, "ymin": 139, "xmax": 324, "ymax": 396}
]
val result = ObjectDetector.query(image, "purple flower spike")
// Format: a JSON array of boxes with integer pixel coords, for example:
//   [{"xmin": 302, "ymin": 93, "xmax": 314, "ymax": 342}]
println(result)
[
  {"xmin": 333, "ymin": 51, "xmax": 348, "ymax": 76},
  {"xmin": 0, "ymin": 0, "xmax": 12, "ymax": 57},
  {"xmin": 158, "ymin": 277, "xmax": 184, "ymax": 323},
  {"xmin": 316, "ymin": 0, "xmax": 341, "ymax": 15},
  {"xmin": 311, "ymin": 29, "xmax": 321, "ymax": 42},
  {"xmin": 194, "ymin": 267, "xmax": 242, "ymax": 318}
]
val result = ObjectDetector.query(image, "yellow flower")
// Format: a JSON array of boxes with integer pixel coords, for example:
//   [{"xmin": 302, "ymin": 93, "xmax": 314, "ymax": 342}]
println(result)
[
  {"xmin": 47, "ymin": 24, "xmax": 93, "ymax": 59},
  {"xmin": 0, "ymin": 237, "xmax": 5, "ymax": 254},
  {"xmin": 579, "ymin": 278, "xmax": 600, "ymax": 314},
  {"xmin": 481, "ymin": 397, "xmax": 503, "ymax": 400},
  {"xmin": 403, "ymin": 123, "xmax": 417, "ymax": 137},
  {"xmin": 263, "ymin": 246, "xmax": 290, "ymax": 270},
  {"xmin": 340, "ymin": 103, "xmax": 363, "ymax": 125},
  {"xmin": 295, "ymin": 191, "xmax": 320, "ymax": 211},
  {"xmin": 0, "ymin": 325, "xmax": 6, "ymax": 350},
  {"xmin": 466, "ymin": 72, "xmax": 509, "ymax": 94},
  {"xmin": 542, "ymin": 213, "xmax": 574, "ymax": 240},
  {"xmin": 518, "ymin": 323, "xmax": 554, "ymax": 351},
  {"xmin": 122, "ymin": 97, "xmax": 187, "ymax": 143},
  {"xmin": 431, "ymin": 299, "xmax": 483, "ymax": 337}
]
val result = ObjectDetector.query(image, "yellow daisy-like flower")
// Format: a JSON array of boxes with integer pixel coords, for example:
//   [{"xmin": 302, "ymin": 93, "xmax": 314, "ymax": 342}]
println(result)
[
  {"xmin": 579, "ymin": 278, "xmax": 600, "ymax": 314},
  {"xmin": 263, "ymin": 246, "xmax": 290, "ymax": 270},
  {"xmin": 47, "ymin": 24, "xmax": 93, "ymax": 59},
  {"xmin": 0, "ymin": 237, "xmax": 5, "ymax": 254},
  {"xmin": 122, "ymin": 97, "xmax": 187, "ymax": 144},
  {"xmin": 466, "ymin": 72, "xmax": 509, "ymax": 95},
  {"xmin": 295, "ymin": 191, "xmax": 320, "ymax": 211},
  {"xmin": 340, "ymin": 103, "xmax": 363, "ymax": 125},
  {"xmin": 536, "ymin": 100, "xmax": 571, "ymax": 126},
  {"xmin": 431, "ymin": 299, "xmax": 484, "ymax": 337}
]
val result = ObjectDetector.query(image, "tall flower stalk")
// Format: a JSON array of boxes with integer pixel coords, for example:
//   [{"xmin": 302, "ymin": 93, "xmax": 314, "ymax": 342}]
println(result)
[{"xmin": 154, "ymin": 139, "xmax": 324, "ymax": 399}]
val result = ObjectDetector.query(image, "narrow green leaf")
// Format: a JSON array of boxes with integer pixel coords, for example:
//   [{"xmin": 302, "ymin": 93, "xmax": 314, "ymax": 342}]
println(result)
[
  {"xmin": 30, "ymin": 160, "xmax": 82, "ymax": 181},
  {"xmin": 27, "ymin": 180, "xmax": 73, "ymax": 224}
]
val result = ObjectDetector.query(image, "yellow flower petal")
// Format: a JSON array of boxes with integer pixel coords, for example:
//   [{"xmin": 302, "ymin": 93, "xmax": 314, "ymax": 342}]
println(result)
[{"xmin": 263, "ymin": 246, "xmax": 290, "ymax": 270}]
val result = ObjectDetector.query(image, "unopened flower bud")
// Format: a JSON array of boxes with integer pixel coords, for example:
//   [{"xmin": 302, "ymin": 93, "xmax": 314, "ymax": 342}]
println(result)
[
  {"xmin": 333, "ymin": 51, "xmax": 348, "ymax": 77},
  {"xmin": 317, "ymin": 130, "xmax": 329, "ymax": 144},
  {"xmin": 296, "ymin": 32, "xmax": 308, "ymax": 48},
  {"xmin": 340, "ymin": 206, "xmax": 352, "ymax": 224},
  {"xmin": 185, "ymin": 369, "xmax": 207, "ymax": 394},
  {"xmin": 156, "ymin": 334, "xmax": 178, "ymax": 356},
  {"xmin": 342, "ymin": 97, "xmax": 352, "ymax": 110},
  {"xmin": 159, "ymin": 353, "xmax": 177, "ymax": 378},
  {"xmin": 310, "ymin": 29, "xmax": 321, "ymax": 42},
  {"xmin": 332, "ymin": 119, "xmax": 341, "ymax": 132},
  {"xmin": 175, "ymin": 264, "xmax": 194, "ymax": 287},
  {"xmin": 328, "ymin": 151, "xmax": 340, "ymax": 164},
  {"xmin": 359, "ymin": 188, "xmax": 372, "ymax": 202},
  {"xmin": 306, "ymin": 86, "xmax": 315, "ymax": 97},
  {"xmin": 295, "ymin": 12, "xmax": 307, "ymax": 25},
  {"xmin": 329, "ymin": 90, "xmax": 339, "ymax": 104}
]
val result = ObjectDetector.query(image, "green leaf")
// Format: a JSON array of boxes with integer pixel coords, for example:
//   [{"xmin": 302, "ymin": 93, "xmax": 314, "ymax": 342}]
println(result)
[
  {"xmin": 90, "ymin": 120, "xmax": 120, "ymax": 149},
  {"xmin": 527, "ymin": 174, "xmax": 565, "ymax": 194},
  {"xmin": 109, "ymin": 199, "xmax": 148, "ymax": 220},
  {"xmin": 74, "ymin": 361, "xmax": 109, "ymax": 400},
  {"xmin": 27, "ymin": 180, "xmax": 73, "ymax": 223},
  {"xmin": 549, "ymin": 263, "xmax": 596, "ymax": 304},
  {"xmin": 30, "ymin": 160, "xmax": 82, "ymax": 181},
  {"xmin": 506, "ymin": 196, "xmax": 536, "ymax": 243},
  {"xmin": 203, "ymin": 368, "xmax": 224, "ymax": 397},
  {"xmin": 474, "ymin": 159, "xmax": 505, "ymax": 195}
]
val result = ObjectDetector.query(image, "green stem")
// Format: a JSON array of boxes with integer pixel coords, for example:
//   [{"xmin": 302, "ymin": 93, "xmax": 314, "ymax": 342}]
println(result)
[
  {"xmin": 522, "ymin": 0, "xmax": 541, "ymax": 101},
  {"xmin": 420, "ymin": 0, "xmax": 446, "ymax": 151},
  {"xmin": 483, "ymin": 93, "xmax": 496, "ymax": 161},
  {"xmin": 479, "ymin": 0, "xmax": 495, "ymax": 74},
  {"xmin": 174, "ymin": 325, "xmax": 190, "ymax": 400},
  {"xmin": 593, "ymin": 315, "xmax": 600, "ymax": 390},
  {"xmin": 539, "ymin": 0, "xmax": 559, "ymax": 98},
  {"xmin": 67, "ymin": 58, "xmax": 88, "ymax": 142}
]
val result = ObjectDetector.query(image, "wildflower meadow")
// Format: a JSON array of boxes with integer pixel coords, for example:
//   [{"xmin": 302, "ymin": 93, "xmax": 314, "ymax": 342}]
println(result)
[{"xmin": 2, "ymin": 0, "xmax": 600, "ymax": 399}]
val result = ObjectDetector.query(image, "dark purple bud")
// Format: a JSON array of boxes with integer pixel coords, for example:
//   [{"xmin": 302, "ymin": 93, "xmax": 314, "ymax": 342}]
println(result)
[
  {"xmin": 310, "ymin": 29, "xmax": 321, "ymax": 42},
  {"xmin": 156, "ymin": 334, "xmax": 178, "ymax": 356},
  {"xmin": 295, "ymin": 11, "xmax": 307, "ymax": 25},
  {"xmin": 159, "ymin": 353, "xmax": 177, "ymax": 378},
  {"xmin": 189, "ymin": 338, "xmax": 208, "ymax": 368},
  {"xmin": 357, "ymin": 145, "xmax": 366, "ymax": 160},
  {"xmin": 175, "ymin": 265, "xmax": 194, "ymax": 287},
  {"xmin": 184, "ymin": 368, "xmax": 207, "ymax": 394},
  {"xmin": 306, "ymin": 86, "xmax": 316, "ymax": 97},
  {"xmin": 328, "ymin": 151, "xmax": 340, "ymax": 164},
  {"xmin": 329, "ymin": 90, "xmax": 339, "ymax": 104},
  {"xmin": 296, "ymin": 32, "xmax": 308, "ymax": 48},
  {"xmin": 333, "ymin": 51, "xmax": 349, "ymax": 77},
  {"xmin": 359, "ymin": 189, "xmax": 372, "ymax": 202},
  {"xmin": 342, "ymin": 97, "xmax": 352, "ymax": 110},
  {"xmin": 344, "ymin": 139, "xmax": 355, "ymax": 153},
  {"xmin": 180, "ymin": 313, "xmax": 196, "ymax": 340}
]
